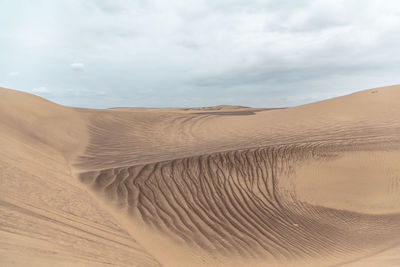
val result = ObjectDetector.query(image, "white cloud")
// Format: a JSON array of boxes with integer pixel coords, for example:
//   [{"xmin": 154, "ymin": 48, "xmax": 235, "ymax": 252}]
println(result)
[
  {"xmin": 8, "ymin": 72, "xmax": 19, "ymax": 76},
  {"xmin": 32, "ymin": 86, "xmax": 51, "ymax": 93},
  {"xmin": 1, "ymin": 0, "xmax": 400, "ymax": 108},
  {"xmin": 70, "ymin": 62, "xmax": 85, "ymax": 71}
]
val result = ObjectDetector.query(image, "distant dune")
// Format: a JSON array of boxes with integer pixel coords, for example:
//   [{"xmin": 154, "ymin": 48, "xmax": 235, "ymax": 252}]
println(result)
[{"xmin": 1, "ymin": 85, "xmax": 400, "ymax": 266}]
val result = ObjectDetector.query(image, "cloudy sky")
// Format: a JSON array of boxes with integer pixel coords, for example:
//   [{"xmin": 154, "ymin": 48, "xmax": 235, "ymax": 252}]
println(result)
[{"xmin": 1, "ymin": 0, "xmax": 399, "ymax": 108}]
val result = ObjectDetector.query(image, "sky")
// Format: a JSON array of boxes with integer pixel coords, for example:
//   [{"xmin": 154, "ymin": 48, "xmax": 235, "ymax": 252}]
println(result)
[{"xmin": 1, "ymin": 0, "xmax": 399, "ymax": 108}]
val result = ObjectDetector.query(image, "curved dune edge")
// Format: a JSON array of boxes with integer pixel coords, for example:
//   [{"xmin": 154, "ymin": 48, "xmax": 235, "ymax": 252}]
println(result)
[
  {"xmin": 1, "ymin": 85, "xmax": 400, "ymax": 266},
  {"xmin": 78, "ymin": 143, "xmax": 400, "ymax": 266}
]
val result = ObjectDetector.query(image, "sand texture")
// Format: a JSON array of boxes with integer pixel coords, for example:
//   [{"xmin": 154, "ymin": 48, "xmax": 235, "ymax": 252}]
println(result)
[{"xmin": 1, "ymin": 85, "xmax": 400, "ymax": 266}]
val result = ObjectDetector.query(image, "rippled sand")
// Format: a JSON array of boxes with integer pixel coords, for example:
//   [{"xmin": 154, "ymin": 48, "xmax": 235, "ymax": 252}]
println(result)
[{"xmin": 1, "ymin": 85, "xmax": 400, "ymax": 266}]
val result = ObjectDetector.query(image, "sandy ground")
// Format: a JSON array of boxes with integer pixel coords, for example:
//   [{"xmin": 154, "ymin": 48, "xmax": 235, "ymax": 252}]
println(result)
[{"xmin": 1, "ymin": 85, "xmax": 400, "ymax": 266}]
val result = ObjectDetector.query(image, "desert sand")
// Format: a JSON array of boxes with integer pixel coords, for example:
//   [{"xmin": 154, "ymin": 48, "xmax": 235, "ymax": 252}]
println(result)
[{"xmin": 1, "ymin": 85, "xmax": 400, "ymax": 266}]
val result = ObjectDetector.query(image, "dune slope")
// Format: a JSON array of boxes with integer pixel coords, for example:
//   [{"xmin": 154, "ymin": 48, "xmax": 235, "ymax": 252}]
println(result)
[
  {"xmin": 1, "ymin": 85, "xmax": 400, "ymax": 266},
  {"xmin": 0, "ymin": 88, "xmax": 161, "ymax": 267}
]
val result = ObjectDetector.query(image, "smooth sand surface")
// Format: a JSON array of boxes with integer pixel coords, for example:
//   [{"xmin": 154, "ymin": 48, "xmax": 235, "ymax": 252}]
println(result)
[{"xmin": 1, "ymin": 85, "xmax": 400, "ymax": 266}]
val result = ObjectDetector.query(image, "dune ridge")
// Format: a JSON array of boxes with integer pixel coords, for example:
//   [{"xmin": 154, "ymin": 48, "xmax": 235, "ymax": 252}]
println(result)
[
  {"xmin": 0, "ymin": 88, "xmax": 161, "ymax": 267},
  {"xmin": 78, "ymin": 143, "xmax": 400, "ymax": 266}
]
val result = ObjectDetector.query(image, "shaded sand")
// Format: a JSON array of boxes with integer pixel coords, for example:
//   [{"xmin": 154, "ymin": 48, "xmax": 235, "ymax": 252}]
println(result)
[{"xmin": 1, "ymin": 85, "xmax": 400, "ymax": 266}]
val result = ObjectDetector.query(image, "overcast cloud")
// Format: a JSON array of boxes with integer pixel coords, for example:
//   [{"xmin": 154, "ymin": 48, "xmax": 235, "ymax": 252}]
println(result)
[{"xmin": 0, "ymin": 0, "xmax": 399, "ymax": 108}]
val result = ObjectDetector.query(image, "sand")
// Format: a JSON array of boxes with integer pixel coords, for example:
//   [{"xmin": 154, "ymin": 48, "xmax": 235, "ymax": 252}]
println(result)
[{"xmin": 1, "ymin": 85, "xmax": 400, "ymax": 266}]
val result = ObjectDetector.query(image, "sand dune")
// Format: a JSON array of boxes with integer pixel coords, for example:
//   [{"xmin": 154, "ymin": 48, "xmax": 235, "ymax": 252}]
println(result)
[{"xmin": 1, "ymin": 85, "xmax": 400, "ymax": 266}]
